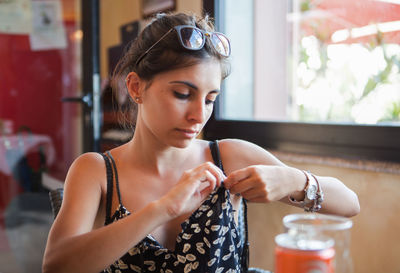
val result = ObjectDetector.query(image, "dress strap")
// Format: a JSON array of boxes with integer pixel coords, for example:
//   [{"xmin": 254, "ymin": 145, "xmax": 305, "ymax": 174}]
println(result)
[
  {"xmin": 106, "ymin": 151, "xmax": 123, "ymax": 206},
  {"xmin": 208, "ymin": 140, "xmax": 249, "ymax": 272},
  {"xmin": 209, "ymin": 140, "xmax": 225, "ymax": 173},
  {"xmin": 101, "ymin": 151, "xmax": 124, "ymax": 225},
  {"xmin": 100, "ymin": 153, "xmax": 114, "ymax": 225},
  {"xmin": 241, "ymin": 199, "xmax": 249, "ymax": 273}
]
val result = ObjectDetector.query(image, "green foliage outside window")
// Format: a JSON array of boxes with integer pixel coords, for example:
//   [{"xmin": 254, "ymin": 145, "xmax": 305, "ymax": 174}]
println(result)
[{"xmin": 294, "ymin": 0, "xmax": 400, "ymax": 124}]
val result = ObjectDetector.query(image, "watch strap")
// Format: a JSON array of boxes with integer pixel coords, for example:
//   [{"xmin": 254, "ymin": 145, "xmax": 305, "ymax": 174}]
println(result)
[{"xmin": 288, "ymin": 170, "xmax": 323, "ymax": 212}]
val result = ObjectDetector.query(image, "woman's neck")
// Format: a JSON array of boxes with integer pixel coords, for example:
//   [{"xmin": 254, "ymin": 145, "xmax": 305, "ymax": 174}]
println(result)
[{"xmin": 124, "ymin": 133, "xmax": 197, "ymax": 178}]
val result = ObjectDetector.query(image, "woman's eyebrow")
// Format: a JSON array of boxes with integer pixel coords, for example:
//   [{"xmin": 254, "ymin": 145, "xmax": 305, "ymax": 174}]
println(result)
[{"xmin": 169, "ymin": 80, "xmax": 220, "ymax": 94}]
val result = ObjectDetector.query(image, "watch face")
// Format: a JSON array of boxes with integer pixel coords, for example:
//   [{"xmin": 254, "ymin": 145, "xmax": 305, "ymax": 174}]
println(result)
[{"xmin": 306, "ymin": 185, "xmax": 318, "ymax": 200}]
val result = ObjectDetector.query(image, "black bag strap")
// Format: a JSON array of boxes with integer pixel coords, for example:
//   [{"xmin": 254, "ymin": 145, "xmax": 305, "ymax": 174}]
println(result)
[{"xmin": 208, "ymin": 140, "xmax": 249, "ymax": 272}]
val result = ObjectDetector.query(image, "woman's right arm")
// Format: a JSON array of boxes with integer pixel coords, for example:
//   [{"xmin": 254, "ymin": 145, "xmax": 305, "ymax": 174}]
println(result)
[
  {"xmin": 42, "ymin": 154, "xmax": 224, "ymax": 273},
  {"xmin": 42, "ymin": 153, "xmax": 172, "ymax": 273}
]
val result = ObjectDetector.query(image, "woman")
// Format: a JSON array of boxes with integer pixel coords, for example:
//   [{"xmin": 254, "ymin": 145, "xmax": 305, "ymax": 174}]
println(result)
[{"xmin": 42, "ymin": 13, "xmax": 360, "ymax": 273}]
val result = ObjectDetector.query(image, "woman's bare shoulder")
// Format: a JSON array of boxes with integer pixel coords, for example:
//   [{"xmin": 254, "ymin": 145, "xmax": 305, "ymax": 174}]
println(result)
[
  {"xmin": 69, "ymin": 152, "xmax": 105, "ymax": 173},
  {"xmin": 47, "ymin": 152, "xmax": 107, "ymax": 242},
  {"xmin": 63, "ymin": 152, "xmax": 106, "ymax": 191}
]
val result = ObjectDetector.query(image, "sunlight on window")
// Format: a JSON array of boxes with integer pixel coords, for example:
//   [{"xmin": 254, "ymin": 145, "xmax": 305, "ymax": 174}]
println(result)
[
  {"xmin": 219, "ymin": 0, "xmax": 400, "ymax": 125},
  {"xmin": 292, "ymin": 0, "xmax": 400, "ymax": 125}
]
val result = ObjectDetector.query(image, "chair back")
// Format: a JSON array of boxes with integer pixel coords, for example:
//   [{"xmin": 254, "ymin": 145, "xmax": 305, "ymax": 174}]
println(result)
[{"xmin": 49, "ymin": 188, "xmax": 63, "ymax": 218}]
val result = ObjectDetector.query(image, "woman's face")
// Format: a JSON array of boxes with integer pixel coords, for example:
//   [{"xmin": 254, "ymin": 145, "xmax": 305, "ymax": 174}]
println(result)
[{"xmin": 138, "ymin": 59, "xmax": 222, "ymax": 148}]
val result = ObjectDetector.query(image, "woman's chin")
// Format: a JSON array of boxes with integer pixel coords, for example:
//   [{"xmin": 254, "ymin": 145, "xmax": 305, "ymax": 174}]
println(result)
[{"xmin": 170, "ymin": 138, "xmax": 194, "ymax": 149}]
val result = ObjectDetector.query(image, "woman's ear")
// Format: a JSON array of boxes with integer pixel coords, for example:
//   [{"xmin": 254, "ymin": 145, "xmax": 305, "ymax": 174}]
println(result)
[{"xmin": 126, "ymin": 72, "xmax": 143, "ymax": 103}]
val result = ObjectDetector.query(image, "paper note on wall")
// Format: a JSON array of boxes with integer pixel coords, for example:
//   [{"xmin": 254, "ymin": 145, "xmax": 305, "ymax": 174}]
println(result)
[
  {"xmin": 0, "ymin": 0, "xmax": 32, "ymax": 34},
  {"xmin": 29, "ymin": 0, "xmax": 67, "ymax": 51}
]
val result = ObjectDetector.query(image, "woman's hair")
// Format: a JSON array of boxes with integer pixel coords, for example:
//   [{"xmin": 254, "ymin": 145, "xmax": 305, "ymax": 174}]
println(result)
[{"xmin": 111, "ymin": 12, "xmax": 231, "ymax": 130}]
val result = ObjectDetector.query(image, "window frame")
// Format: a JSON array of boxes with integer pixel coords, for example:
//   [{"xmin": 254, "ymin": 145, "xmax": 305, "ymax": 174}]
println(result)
[{"xmin": 202, "ymin": 0, "xmax": 400, "ymax": 163}]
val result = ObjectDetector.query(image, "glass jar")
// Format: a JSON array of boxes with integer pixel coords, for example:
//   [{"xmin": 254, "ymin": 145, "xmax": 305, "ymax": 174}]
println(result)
[{"xmin": 275, "ymin": 213, "xmax": 353, "ymax": 273}]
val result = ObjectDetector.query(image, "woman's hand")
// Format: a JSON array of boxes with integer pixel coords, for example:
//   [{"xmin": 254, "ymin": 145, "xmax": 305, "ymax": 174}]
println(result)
[
  {"xmin": 159, "ymin": 162, "xmax": 225, "ymax": 219},
  {"xmin": 224, "ymin": 165, "xmax": 305, "ymax": 203}
]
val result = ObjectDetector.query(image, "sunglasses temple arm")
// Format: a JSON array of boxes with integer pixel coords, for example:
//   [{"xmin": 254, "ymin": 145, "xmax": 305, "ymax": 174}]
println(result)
[{"xmin": 135, "ymin": 28, "xmax": 174, "ymax": 67}]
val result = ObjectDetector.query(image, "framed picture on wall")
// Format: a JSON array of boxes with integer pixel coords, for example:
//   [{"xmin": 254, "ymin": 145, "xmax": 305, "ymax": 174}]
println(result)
[{"xmin": 141, "ymin": 0, "xmax": 176, "ymax": 18}]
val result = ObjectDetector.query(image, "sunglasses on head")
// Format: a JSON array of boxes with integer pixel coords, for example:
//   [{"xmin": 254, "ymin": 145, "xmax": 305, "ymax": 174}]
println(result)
[{"xmin": 135, "ymin": 25, "xmax": 231, "ymax": 66}]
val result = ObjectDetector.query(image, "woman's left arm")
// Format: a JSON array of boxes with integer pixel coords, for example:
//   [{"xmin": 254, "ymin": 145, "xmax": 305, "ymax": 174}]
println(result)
[
  {"xmin": 305, "ymin": 173, "xmax": 360, "ymax": 217},
  {"xmin": 220, "ymin": 139, "xmax": 360, "ymax": 217}
]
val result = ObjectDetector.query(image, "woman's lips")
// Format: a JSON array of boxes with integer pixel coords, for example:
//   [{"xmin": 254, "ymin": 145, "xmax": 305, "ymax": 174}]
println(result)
[{"xmin": 176, "ymin": 128, "xmax": 199, "ymax": 138}]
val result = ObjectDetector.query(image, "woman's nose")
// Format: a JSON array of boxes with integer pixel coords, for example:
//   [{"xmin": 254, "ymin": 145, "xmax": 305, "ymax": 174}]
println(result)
[{"xmin": 187, "ymin": 99, "xmax": 206, "ymax": 123}]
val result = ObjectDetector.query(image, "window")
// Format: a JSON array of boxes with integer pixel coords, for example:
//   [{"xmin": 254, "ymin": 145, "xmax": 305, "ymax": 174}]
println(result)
[{"xmin": 203, "ymin": 0, "xmax": 400, "ymax": 162}]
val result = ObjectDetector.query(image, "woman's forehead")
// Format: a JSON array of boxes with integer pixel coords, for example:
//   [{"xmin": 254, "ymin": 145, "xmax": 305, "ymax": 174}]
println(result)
[{"xmin": 156, "ymin": 60, "xmax": 222, "ymax": 85}]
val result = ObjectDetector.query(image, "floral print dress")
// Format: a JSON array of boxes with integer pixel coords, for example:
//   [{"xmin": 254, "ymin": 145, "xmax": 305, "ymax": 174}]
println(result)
[{"xmin": 100, "ymin": 141, "xmax": 246, "ymax": 273}]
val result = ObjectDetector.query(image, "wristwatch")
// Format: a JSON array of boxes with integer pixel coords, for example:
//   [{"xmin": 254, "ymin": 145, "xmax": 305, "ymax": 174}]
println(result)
[
  {"xmin": 288, "ymin": 170, "xmax": 322, "ymax": 212},
  {"xmin": 302, "ymin": 171, "xmax": 318, "ymax": 211}
]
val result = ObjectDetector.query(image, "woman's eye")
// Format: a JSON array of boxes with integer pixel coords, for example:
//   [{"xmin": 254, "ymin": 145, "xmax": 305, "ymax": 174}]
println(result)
[
  {"xmin": 173, "ymin": 91, "xmax": 190, "ymax": 100},
  {"xmin": 205, "ymin": 99, "xmax": 216, "ymax": 105},
  {"xmin": 206, "ymin": 94, "xmax": 218, "ymax": 105}
]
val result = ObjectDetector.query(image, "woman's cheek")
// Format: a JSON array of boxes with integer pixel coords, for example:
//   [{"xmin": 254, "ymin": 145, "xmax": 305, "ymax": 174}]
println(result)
[{"xmin": 205, "ymin": 107, "xmax": 214, "ymax": 121}]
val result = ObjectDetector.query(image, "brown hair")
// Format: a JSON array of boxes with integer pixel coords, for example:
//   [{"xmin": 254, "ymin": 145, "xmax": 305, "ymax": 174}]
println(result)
[{"xmin": 111, "ymin": 12, "xmax": 231, "ymax": 130}]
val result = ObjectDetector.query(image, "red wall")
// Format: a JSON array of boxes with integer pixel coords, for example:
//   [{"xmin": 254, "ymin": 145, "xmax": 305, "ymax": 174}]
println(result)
[{"xmin": 0, "ymin": 21, "xmax": 79, "ymax": 183}]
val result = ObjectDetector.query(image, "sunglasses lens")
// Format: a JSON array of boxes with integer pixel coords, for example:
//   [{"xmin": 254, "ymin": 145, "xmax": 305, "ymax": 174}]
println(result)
[
  {"xmin": 211, "ymin": 33, "xmax": 231, "ymax": 57},
  {"xmin": 179, "ymin": 27, "xmax": 204, "ymax": 49}
]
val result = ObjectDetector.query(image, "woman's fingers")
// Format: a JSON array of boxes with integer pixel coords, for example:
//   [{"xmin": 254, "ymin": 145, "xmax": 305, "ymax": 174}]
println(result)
[
  {"xmin": 199, "ymin": 170, "xmax": 218, "ymax": 198},
  {"xmin": 187, "ymin": 162, "xmax": 226, "ymax": 202},
  {"xmin": 192, "ymin": 162, "xmax": 225, "ymax": 189},
  {"xmin": 196, "ymin": 170, "xmax": 215, "ymax": 191},
  {"xmin": 224, "ymin": 167, "xmax": 251, "ymax": 189},
  {"xmin": 224, "ymin": 166, "xmax": 276, "ymax": 202},
  {"xmin": 162, "ymin": 162, "xmax": 225, "ymax": 218},
  {"xmin": 195, "ymin": 163, "xmax": 226, "ymax": 198},
  {"xmin": 228, "ymin": 176, "xmax": 257, "ymax": 195},
  {"xmin": 204, "ymin": 162, "xmax": 226, "ymax": 185}
]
